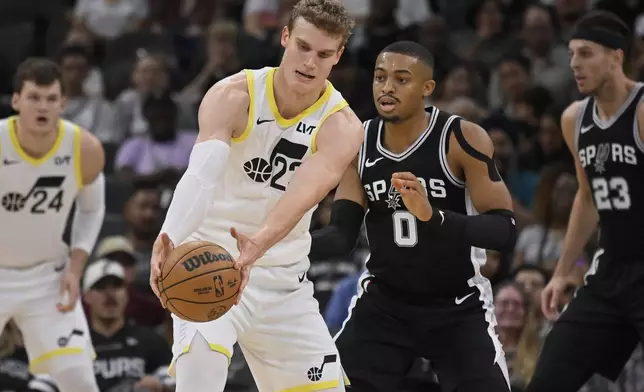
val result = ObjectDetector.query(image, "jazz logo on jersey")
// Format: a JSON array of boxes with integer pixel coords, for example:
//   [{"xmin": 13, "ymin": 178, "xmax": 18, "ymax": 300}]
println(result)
[
  {"xmin": 307, "ymin": 354, "xmax": 337, "ymax": 382},
  {"xmin": 243, "ymin": 138, "xmax": 308, "ymax": 191},
  {"xmin": 1, "ymin": 176, "xmax": 65, "ymax": 214}
]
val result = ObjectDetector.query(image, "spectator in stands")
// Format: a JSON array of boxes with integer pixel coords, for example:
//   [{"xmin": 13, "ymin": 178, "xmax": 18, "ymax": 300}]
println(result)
[
  {"xmin": 513, "ymin": 163, "xmax": 582, "ymax": 274},
  {"xmin": 430, "ymin": 62, "xmax": 487, "ymax": 110},
  {"xmin": 72, "ymin": 0, "xmax": 149, "ymax": 40},
  {"xmin": 518, "ymin": 4, "xmax": 574, "ymax": 106},
  {"xmin": 417, "ymin": 15, "xmax": 461, "ymax": 81},
  {"xmin": 63, "ymin": 28, "xmax": 105, "ymax": 97},
  {"xmin": 489, "ymin": 53, "xmax": 534, "ymax": 117},
  {"xmin": 534, "ymin": 106, "xmax": 573, "ymax": 168},
  {"xmin": 494, "ymin": 281, "xmax": 543, "ymax": 391},
  {"xmin": 58, "ymin": 45, "xmax": 117, "ymax": 143},
  {"xmin": 94, "ymin": 236, "xmax": 166, "ymax": 328},
  {"xmin": 82, "ymin": 260, "xmax": 174, "ymax": 392},
  {"xmin": 120, "ymin": 181, "xmax": 163, "ymax": 291},
  {"xmin": 454, "ymin": 0, "xmax": 514, "ymax": 69},
  {"xmin": 113, "ymin": 53, "xmax": 195, "ymax": 138},
  {"xmin": 0, "ymin": 321, "xmax": 56, "ymax": 392},
  {"xmin": 482, "ymin": 115, "xmax": 538, "ymax": 227},
  {"xmin": 512, "ymin": 265, "xmax": 550, "ymax": 317},
  {"xmin": 180, "ymin": 21, "xmax": 243, "ymax": 106},
  {"xmin": 114, "ymin": 92, "xmax": 196, "ymax": 186}
]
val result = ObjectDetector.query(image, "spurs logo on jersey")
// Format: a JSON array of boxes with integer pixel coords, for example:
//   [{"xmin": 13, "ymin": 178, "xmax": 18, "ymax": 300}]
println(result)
[
  {"xmin": 575, "ymin": 82, "xmax": 644, "ymax": 260},
  {"xmin": 363, "ymin": 177, "xmax": 447, "ymax": 205},
  {"xmin": 0, "ymin": 116, "xmax": 84, "ymax": 268},
  {"xmin": 193, "ymin": 67, "xmax": 348, "ymax": 268},
  {"xmin": 578, "ymin": 142, "xmax": 638, "ymax": 172}
]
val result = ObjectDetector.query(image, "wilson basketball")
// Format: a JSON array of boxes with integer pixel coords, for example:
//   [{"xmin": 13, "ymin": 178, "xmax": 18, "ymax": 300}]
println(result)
[{"xmin": 158, "ymin": 241, "xmax": 241, "ymax": 323}]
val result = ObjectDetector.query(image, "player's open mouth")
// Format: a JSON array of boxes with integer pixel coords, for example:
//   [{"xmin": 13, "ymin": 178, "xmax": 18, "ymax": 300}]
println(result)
[
  {"xmin": 378, "ymin": 97, "xmax": 397, "ymax": 112},
  {"xmin": 295, "ymin": 70, "xmax": 315, "ymax": 80},
  {"xmin": 36, "ymin": 116, "xmax": 48, "ymax": 125}
]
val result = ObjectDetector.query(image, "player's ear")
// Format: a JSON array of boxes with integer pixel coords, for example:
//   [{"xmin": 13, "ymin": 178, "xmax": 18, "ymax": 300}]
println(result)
[
  {"xmin": 10, "ymin": 93, "xmax": 19, "ymax": 112},
  {"xmin": 280, "ymin": 26, "xmax": 290, "ymax": 49},
  {"xmin": 60, "ymin": 96, "xmax": 67, "ymax": 112},
  {"xmin": 422, "ymin": 79, "xmax": 436, "ymax": 98},
  {"xmin": 333, "ymin": 46, "xmax": 345, "ymax": 66}
]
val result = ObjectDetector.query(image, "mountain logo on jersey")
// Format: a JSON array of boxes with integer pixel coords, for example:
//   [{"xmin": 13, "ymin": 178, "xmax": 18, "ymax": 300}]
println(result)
[
  {"xmin": 243, "ymin": 138, "xmax": 308, "ymax": 191},
  {"xmin": 1, "ymin": 176, "xmax": 65, "ymax": 214},
  {"xmin": 386, "ymin": 182, "xmax": 402, "ymax": 210},
  {"xmin": 594, "ymin": 143, "xmax": 610, "ymax": 174}
]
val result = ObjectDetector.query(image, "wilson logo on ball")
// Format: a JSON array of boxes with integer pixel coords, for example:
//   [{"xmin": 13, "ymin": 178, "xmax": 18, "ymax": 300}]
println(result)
[{"xmin": 182, "ymin": 252, "xmax": 234, "ymax": 272}]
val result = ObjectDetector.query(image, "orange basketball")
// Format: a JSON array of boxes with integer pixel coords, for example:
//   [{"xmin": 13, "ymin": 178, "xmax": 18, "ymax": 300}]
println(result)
[{"xmin": 158, "ymin": 241, "xmax": 241, "ymax": 323}]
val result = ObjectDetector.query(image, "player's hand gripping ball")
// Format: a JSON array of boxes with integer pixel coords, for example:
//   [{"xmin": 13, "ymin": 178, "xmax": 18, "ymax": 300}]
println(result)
[{"xmin": 157, "ymin": 241, "xmax": 241, "ymax": 322}]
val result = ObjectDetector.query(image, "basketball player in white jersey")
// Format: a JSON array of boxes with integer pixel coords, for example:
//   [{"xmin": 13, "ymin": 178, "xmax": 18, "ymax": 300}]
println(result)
[
  {"xmin": 148, "ymin": 1, "xmax": 361, "ymax": 391},
  {"xmin": 0, "ymin": 58, "xmax": 105, "ymax": 392}
]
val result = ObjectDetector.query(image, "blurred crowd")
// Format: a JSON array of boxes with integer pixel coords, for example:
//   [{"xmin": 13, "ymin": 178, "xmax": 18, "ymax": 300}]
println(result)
[{"xmin": 2, "ymin": 0, "xmax": 644, "ymax": 391}]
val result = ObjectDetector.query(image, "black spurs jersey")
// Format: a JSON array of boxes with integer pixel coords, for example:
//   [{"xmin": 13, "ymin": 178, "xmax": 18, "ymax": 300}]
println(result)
[
  {"xmin": 91, "ymin": 322, "xmax": 172, "ymax": 392},
  {"xmin": 359, "ymin": 107, "xmax": 486, "ymax": 297},
  {"xmin": 575, "ymin": 82, "xmax": 644, "ymax": 263}
]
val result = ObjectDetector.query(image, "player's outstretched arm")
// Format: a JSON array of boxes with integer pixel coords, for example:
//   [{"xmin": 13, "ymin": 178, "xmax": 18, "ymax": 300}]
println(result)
[
  {"xmin": 158, "ymin": 74, "xmax": 249, "ymax": 246},
  {"xmin": 416, "ymin": 119, "xmax": 517, "ymax": 252},
  {"xmin": 553, "ymin": 101, "xmax": 599, "ymax": 278},
  {"xmin": 310, "ymin": 156, "xmax": 367, "ymax": 260},
  {"xmin": 249, "ymin": 108, "xmax": 364, "ymax": 259},
  {"xmin": 60, "ymin": 130, "xmax": 105, "ymax": 312}
]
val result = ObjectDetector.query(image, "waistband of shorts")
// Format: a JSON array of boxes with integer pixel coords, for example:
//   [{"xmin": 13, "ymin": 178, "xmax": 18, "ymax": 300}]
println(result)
[
  {"xmin": 0, "ymin": 258, "xmax": 60, "ymax": 271},
  {"xmin": 370, "ymin": 278, "xmax": 470, "ymax": 306}
]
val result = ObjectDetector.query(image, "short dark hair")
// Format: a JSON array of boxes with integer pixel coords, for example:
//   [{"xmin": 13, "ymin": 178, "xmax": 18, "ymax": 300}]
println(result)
[
  {"xmin": 498, "ymin": 52, "xmax": 531, "ymax": 73},
  {"xmin": 379, "ymin": 41, "xmax": 435, "ymax": 69},
  {"xmin": 574, "ymin": 10, "xmax": 630, "ymax": 39},
  {"xmin": 13, "ymin": 58, "xmax": 62, "ymax": 93},
  {"xmin": 57, "ymin": 45, "xmax": 90, "ymax": 64}
]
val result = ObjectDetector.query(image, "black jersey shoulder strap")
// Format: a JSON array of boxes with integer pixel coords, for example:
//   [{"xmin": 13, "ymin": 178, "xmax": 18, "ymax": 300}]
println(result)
[{"xmin": 358, "ymin": 117, "xmax": 382, "ymax": 178}]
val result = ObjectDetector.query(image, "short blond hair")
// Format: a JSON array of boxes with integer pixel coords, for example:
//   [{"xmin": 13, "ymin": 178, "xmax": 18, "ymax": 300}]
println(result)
[{"xmin": 287, "ymin": 0, "xmax": 355, "ymax": 47}]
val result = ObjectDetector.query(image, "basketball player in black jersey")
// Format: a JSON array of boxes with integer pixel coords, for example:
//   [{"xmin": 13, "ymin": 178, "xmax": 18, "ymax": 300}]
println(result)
[
  {"xmin": 526, "ymin": 11, "xmax": 644, "ymax": 392},
  {"xmin": 310, "ymin": 41, "xmax": 517, "ymax": 392}
]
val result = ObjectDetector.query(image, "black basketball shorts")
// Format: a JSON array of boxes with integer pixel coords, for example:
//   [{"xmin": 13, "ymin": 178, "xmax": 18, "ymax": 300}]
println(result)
[{"xmin": 335, "ymin": 276, "xmax": 510, "ymax": 392}]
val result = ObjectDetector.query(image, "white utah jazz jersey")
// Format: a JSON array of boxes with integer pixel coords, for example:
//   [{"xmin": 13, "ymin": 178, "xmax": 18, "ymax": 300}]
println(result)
[
  {"xmin": 0, "ymin": 116, "xmax": 83, "ymax": 268},
  {"xmin": 193, "ymin": 67, "xmax": 347, "ymax": 267}
]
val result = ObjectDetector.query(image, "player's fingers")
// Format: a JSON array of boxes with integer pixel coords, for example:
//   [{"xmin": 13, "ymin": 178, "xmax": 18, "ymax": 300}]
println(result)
[
  {"xmin": 230, "ymin": 227, "xmax": 238, "ymax": 240},
  {"xmin": 392, "ymin": 172, "xmax": 416, "ymax": 181},
  {"xmin": 394, "ymin": 179, "xmax": 423, "ymax": 193}
]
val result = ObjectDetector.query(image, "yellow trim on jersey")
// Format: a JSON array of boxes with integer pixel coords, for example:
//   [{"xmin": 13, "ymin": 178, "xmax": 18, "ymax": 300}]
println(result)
[
  {"xmin": 29, "ymin": 347, "xmax": 84, "ymax": 372},
  {"xmin": 279, "ymin": 379, "xmax": 340, "ymax": 392},
  {"xmin": 167, "ymin": 342, "xmax": 232, "ymax": 373},
  {"xmin": 267, "ymin": 68, "xmax": 334, "ymax": 128},
  {"xmin": 73, "ymin": 125, "xmax": 84, "ymax": 189},
  {"xmin": 310, "ymin": 100, "xmax": 349, "ymax": 154},
  {"xmin": 8, "ymin": 116, "xmax": 65, "ymax": 166},
  {"xmin": 232, "ymin": 69, "xmax": 255, "ymax": 143}
]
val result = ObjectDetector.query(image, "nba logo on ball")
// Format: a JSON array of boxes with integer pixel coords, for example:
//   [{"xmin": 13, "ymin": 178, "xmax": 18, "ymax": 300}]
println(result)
[
  {"xmin": 159, "ymin": 241, "xmax": 241, "ymax": 323},
  {"xmin": 213, "ymin": 275, "xmax": 225, "ymax": 297}
]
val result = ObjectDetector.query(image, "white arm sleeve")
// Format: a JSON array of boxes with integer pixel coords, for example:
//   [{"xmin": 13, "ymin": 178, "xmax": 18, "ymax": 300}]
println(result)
[
  {"xmin": 161, "ymin": 139, "xmax": 230, "ymax": 245},
  {"xmin": 71, "ymin": 172, "xmax": 106, "ymax": 254}
]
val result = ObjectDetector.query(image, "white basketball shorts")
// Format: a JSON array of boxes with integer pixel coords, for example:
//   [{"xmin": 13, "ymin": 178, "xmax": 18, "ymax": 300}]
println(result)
[
  {"xmin": 0, "ymin": 260, "xmax": 94, "ymax": 374},
  {"xmin": 169, "ymin": 259, "xmax": 347, "ymax": 392}
]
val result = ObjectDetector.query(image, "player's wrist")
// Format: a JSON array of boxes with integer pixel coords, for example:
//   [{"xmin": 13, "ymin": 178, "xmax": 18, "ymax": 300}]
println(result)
[{"xmin": 417, "ymin": 204, "xmax": 434, "ymax": 222}]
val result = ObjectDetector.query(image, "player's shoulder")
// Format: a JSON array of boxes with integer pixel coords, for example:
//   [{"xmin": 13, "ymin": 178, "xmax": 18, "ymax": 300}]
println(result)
[
  {"xmin": 203, "ymin": 71, "xmax": 250, "ymax": 106},
  {"xmin": 562, "ymin": 100, "xmax": 587, "ymax": 122}
]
